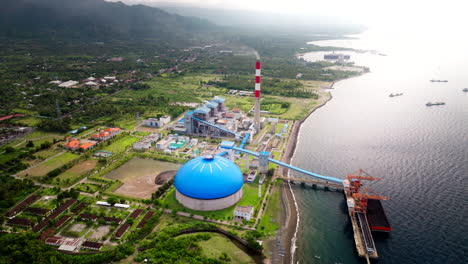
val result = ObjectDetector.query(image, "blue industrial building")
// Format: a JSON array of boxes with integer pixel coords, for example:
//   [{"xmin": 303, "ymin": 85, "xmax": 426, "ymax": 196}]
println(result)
[{"xmin": 174, "ymin": 155, "xmax": 244, "ymax": 211}]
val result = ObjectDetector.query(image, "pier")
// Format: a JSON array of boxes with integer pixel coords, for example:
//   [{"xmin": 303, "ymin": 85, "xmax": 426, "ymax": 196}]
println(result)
[{"xmin": 277, "ymin": 177, "xmax": 343, "ymax": 190}]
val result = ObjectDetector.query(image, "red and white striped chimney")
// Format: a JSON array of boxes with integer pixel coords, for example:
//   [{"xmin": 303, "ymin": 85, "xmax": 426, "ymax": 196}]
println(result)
[
  {"xmin": 255, "ymin": 61, "xmax": 261, "ymax": 98},
  {"xmin": 254, "ymin": 61, "xmax": 261, "ymax": 131}
]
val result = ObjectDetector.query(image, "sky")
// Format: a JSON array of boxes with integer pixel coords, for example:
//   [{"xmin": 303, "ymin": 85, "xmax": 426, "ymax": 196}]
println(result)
[
  {"xmin": 106, "ymin": 0, "xmax": 468, "ymax": 35},
  {"xmin": 107, "ymin": 0, "xmax": 466, "ymax": 28}
]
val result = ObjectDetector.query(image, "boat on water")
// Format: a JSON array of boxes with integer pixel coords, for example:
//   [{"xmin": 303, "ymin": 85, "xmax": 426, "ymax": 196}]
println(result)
[
  {"xmin": 463, "ymin": 88, "xmax": 468, "ymax": 92},
  {"xmin": 389, "ymin": 93, "xmax": 403, "ymax": 97},
  {"xmin": 430, "ymin": 79, "xmax": 448, "ymax": 82},
  {"xmin": 426, "ymin": 102, "xmax": 445, "ymax": 106}
]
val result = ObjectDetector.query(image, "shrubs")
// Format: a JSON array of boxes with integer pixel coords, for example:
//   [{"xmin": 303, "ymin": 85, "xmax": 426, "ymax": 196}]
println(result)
[{"xmin": 151, "ymin": 179, "xmax": 173, "ymax": 200}]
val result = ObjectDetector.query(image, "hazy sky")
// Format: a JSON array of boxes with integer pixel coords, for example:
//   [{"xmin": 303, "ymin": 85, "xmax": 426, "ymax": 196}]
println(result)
[{"xmin": 107, "ymin": 0, "xmax": 465, "ymax": 29}]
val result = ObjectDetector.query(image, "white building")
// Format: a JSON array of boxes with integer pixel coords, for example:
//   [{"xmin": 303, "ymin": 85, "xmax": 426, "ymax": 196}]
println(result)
[
  {"xmin": 234, "ymin": 205, "xmax": 254, "ymax": 221},
  {"xmin": 143, "ymin": 116, "xmax": 171, "ymax": 128},
  {"xmin": 133, "ymin": 133, "xmax": 161, "ymax": 150},
  {"xmin": 159, "ymin": 116, "xmax": 171, "ymax": 126},
  {"xmin": 84, "ymin": 81, "xmax": 99, "ymax": 88},
  {"xmin": 58, "ymin": 80, "xmax": 79, "ymax": 88},
  {"xmin": 114, "ymin": 203, "xmax": 130, "ymax": 209},
  {"xmin": 246, "ymin": 170, "xmax": 257, "ymax": 183}
]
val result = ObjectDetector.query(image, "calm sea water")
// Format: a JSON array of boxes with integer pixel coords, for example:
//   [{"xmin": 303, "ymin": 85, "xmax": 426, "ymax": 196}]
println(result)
[{"xmin": 291, "ymin": 28, "xmax": 468, "ymax": 263}]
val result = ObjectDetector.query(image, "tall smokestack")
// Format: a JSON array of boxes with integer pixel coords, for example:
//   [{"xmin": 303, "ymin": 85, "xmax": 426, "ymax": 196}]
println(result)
[{"xmin": 254, "ymin": 61, "xmax": 261, "ymax": 131}]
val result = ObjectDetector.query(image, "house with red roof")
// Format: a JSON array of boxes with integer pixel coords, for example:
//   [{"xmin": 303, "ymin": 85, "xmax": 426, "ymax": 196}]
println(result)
[
  {"xmin": 64, "ymin": 139, "xmax": 80, "ymax": 150},
  {"xmin": 90, "ymin": 127, "xmax": 121, "ymax": 141},
  {"xmin": 79, "ymin": 142, "xmax": 96, "ymax": 151}
]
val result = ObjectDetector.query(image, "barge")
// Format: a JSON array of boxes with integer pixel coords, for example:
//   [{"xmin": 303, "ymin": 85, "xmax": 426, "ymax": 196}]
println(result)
[{"xmin": 366, "ymin": 199, "xmax": 392, "ymax": 232}]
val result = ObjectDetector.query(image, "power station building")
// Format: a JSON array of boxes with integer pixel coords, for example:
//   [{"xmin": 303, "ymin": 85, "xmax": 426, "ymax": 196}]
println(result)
[
  {"xmin": 173, "ymin": 96, "xmax": 254, "ymax": 139},
  {"xmin": 174, "ymin": 155, "xmax": 244, "ymax": 211}
]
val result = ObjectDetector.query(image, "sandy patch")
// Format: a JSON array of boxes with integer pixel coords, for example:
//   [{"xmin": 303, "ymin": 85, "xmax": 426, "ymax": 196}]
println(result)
[
  {"xmin": 88, "ymin": 226, "xmax": 110, "ymax": 240},
  {"xmin": 114, "ymin": 170, "xmax": 177, "ymax": 199},
  {"xmin": 70, "ymin": 223, "xmax": 86, "ymax": 232}
]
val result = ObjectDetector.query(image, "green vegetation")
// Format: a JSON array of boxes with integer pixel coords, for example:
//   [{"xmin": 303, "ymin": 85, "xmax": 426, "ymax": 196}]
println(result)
[
  {"xmin": 0, "ymin": 232, "xmax": 135, "ymax": 264},
  {"xmin": 257, "ymin": 186, "xmax": 281, "ymax": 236},
  {"xmin": 162, "ymin": 183, "xmax": 263, "ymax": 222},
  {"xmin": 73, "ymin": 183, "xmax": 102, "ymax": 194},
  {"xmin": 261, "ymin": 99, "xmax": 290, "ymax": 115},
  {"xmin": 51, "ymin": 159, "xmax": 98, "ymax": 187},
  {"xmin": 22, "ymin": 152, "xmax": 79, "ymax": 177},
  {"xmin": 0, "ymin": 175, "xmax": 38, "ymax": 214},
  {"xmin": 101, "ymin": 135, "xmax": 140, "ymax": 154},
  {"xmin": 198, "ymin": 233, "xmax": 255, "ymax": 264}
]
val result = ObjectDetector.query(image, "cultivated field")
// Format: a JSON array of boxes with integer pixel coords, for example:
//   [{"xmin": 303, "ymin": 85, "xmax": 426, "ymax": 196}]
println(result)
[
  {"xmin": 104, "ymin": 157, "xmax": 181, "ymax": 199},
  {"xmin": 22, "ymin": 152, "xmax": 80, "ymax": 177},
  {"xmin": 52, "ymin": 159, "xmax": 98, "ymax": 186},
  {"xmin": 101, "ymin": 135, "xmax": 140, "ymax": 154}
]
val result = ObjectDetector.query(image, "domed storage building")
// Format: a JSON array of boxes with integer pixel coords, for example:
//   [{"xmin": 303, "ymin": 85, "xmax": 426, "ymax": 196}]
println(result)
[{"xmin": 174, "ymin": 155, "xmax": 244, "ymax": 211}]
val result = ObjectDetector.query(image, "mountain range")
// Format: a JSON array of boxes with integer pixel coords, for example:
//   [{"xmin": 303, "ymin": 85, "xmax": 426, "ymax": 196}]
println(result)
[{"xmin": 0, "ymin": 0, "xmax": 217, "ymax": 40}]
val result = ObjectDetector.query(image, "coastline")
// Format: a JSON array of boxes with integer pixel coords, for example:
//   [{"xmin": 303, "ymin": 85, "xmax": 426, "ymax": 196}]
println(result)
[{"xmin": 277, "ymin": 91, "xmax": 334, "ymax": 264}]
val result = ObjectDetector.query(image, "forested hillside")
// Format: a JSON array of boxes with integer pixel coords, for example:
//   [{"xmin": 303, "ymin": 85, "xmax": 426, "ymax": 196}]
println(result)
[{"xmin": 0, "ymin": 0, "xmax": 217, "ymax": 40}]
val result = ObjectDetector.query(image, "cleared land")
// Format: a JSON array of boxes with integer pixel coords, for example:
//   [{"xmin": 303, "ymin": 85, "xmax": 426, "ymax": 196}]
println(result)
[
  {"xmin": 22, "ymin": 152, "xmax": 79, "ymax": 177},
  {"xmin": 105, "ymin": 157, "xmax": 181, "ymax": 199},
  {"xmin": 87, "ymin": 226, "xmax": 110, "ymax": 240},
  {"xmin": 52, "ymin": 159, "xmax": 98, "ymax": 186}
]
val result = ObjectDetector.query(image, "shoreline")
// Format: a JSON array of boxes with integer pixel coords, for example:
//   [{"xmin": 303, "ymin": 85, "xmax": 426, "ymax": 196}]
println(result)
[{"xmin": 277, "ymin": 91, "xmax": 334, "ymax": 264}]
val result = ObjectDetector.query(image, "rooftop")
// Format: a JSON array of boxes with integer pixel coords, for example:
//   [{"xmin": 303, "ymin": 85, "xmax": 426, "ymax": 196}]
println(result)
[
  {"xmin": 174, "ymin": 155, "xmax": 244, "ymax": 199},
  {"xmin": 234, "ymin": 205, "xmax": 254, "ymax": 214}
]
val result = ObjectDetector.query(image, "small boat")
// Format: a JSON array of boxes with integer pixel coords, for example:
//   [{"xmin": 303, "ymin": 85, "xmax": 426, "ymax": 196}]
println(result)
[
  {"xmin": 314, "ymin": 255, "xmax": 321, "ymax": 259},
  {"xmin": 389, "ymin": 93, "xmax": 403, "ymax": 97},
  {"xmin": 430, "ymin": 79, "xmax": 448, "ymax": 82},
  {"xmin": 426, "ymin": 102, "xmax": 445, "ymax": 106},
  {"xmin": 463, "ymin": 88, "xmax": 468, "ymax": 92}
]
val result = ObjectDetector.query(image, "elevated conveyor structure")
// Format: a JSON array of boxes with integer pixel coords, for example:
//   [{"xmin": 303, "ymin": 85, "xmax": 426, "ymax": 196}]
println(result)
[
  {"xmin": 191, "ymin": 116, "xmax": 241, "ymax": 138},
  {"xmin": 228, "ymin": 146, "xmax": 343, "ymax": 184}
]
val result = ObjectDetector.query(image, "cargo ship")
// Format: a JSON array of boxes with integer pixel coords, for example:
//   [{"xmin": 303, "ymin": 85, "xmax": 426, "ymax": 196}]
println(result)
[
  {"xmin": 426, "ymin": 102, "xmax": 445, "ymax": 106},
  {"xmin": 430, "ymin": 79, "xmax": 448, "ymax": 82},
  {"xmin": 366, "ymin": 199, "xmax": 392, "ymax": 232}
]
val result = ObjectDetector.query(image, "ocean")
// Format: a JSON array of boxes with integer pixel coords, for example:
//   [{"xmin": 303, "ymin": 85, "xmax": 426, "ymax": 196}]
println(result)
[{"xmin": 290, "ymin": 28, "xmax": 468, "ymax": 263}]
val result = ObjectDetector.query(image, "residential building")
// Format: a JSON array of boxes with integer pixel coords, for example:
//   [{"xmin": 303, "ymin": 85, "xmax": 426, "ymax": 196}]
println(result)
[{"xmin": 64, "ymin": 139, "xmax": 80, "ymax": 150}]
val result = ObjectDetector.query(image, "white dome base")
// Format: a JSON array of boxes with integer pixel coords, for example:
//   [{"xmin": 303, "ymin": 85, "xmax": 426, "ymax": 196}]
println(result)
[{"xmin": 175, "ymin": 188, "xmax": 243, "ymax": 211}]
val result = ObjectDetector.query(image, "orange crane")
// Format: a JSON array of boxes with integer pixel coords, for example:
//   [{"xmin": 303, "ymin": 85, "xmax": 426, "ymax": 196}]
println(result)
[
  {"xmin": 352, "ymin": 187, "xmax": 389, "ymax": 213},
  {"xmin": 345, "ymin": 169, "xmax": 381, "ymax": 196}
]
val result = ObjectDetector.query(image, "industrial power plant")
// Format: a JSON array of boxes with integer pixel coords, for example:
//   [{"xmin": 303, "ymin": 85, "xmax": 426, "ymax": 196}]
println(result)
[{"xmin": 168, "ymin": 60, "xmax": 390, "ymax": 262}]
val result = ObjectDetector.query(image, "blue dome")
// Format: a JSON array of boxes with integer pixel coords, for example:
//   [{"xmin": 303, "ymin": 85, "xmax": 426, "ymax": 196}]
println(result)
[{"xmin": 174, "ymin": 155, "xmax": 244, "ymax": 199}]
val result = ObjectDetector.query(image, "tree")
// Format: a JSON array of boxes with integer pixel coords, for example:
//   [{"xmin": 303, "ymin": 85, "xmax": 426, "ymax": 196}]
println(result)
[
  {"xmin": 4, "ymin": 147, "xmax": 14, "ymax": 153},
  {"xmin": 219, "ymin": 252, "xmax": 231, "ymax": 262},
  {"xmin": 107, "ymin": 196, "xmax": 118, "ymax": 206},
  {"xmin": 26, "ymin": 141, "xmax": 34, "ymax": 148}
]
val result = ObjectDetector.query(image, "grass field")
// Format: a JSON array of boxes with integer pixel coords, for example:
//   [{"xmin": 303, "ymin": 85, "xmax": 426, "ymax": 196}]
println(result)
[
  {"xmin": 5, "ymin": 131, "xmax": 63, "ymax": 148},
  {"xmin": 190, "ymin": 233, "xmax": 255, "ymax": 264},
  {"xmin": 73, "ymin": 183, "xmax": 102, "ymax": 193},
  {"xmin": 52, "ymin": 159, "xmax": 98, "ymax": 186},
  {"xmin": 22, "ymin": 152, "xmax": 79, "ymax": 177},
  {"xmin": 263, "ymin": 93, "xmax": 331, "ymax": 120},
  {"xmin": 101, "ymin": 135, "xmax": 140, "ymax": 154},
  {"xmin": 257, "ymin": 185, "xmax": 281, "ymax": 236}
]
